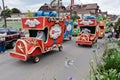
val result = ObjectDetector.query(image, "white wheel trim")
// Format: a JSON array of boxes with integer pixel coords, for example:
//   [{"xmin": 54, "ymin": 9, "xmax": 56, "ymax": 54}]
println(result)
[{"xmin": 35, "ymin": 57, "xmax": 40, "ymax": 62}]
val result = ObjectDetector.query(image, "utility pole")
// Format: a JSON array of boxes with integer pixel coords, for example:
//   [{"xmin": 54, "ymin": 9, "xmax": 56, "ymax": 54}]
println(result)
[
  {"xmin": 70, "ymin": 0, "xmax": 72, "ymax": 16},
  {"xmin": 57, "ymin": 0, "xmax": 60, "ymax": 17},
  {"xmin": 2, "ymin": 0, "xmax": 7, "ymax": 27},
  {"xmin": 70, "ymin": 0, "xmax": 74, "ymax": 16}
]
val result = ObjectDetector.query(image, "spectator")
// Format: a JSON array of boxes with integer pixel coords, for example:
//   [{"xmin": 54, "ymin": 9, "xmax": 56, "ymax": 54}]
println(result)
[
  {"xmin": 0, "ymin": 36, "xmax": 6, "ymax": 53},
  {"xmin": 110, "ymin": 24, "xmax": 114, "ymax": 32},
  {"xmin": 19, "ymin": 28, "xmax": 25, "ymax": 37},
  {"xmin": 115, "ymin": 29, "xmax": 119, "ymax": 38},
  {"xmin": 118, "ymin": 26, "xmax": 120, "ymax": 38},
  {"xmin": 81, "ymin": 28, "xmax": 91, "ymax": 34},
  {"xmin": 108, "ymin": 24, "xmax": 114, "ymax": 38},
  {"xmin": 36, "ymin": 30, "xmax": 45, "ymax": 42}
]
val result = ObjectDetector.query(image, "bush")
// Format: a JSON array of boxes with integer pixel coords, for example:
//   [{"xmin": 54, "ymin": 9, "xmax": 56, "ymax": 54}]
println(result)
[
  {"xmin": 90, "ymin": 48, "xmax": 120, "ymax": 80},
  {"xmin": 103, "ymin": 48, "xmax": 120, "ymax": 72},
  {"xmin": 95, "ymin": 69, "xmax": 120, "ymax": 80},
  {"xmin": 117, "ymin": 41, "xmax": 120, "ymax": 47}
]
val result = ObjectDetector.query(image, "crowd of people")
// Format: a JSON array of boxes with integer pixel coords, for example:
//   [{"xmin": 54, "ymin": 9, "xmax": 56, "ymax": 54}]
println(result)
[{"xmin": 107, "ymin": 24, "xmax": 120, "ymax": 41}]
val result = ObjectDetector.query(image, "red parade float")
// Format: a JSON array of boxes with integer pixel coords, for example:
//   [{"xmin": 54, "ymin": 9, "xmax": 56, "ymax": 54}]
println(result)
[
  {"xmin": 10, "ymin": 17, "xmax": 65, "ymax": 63},
  {"xmin": 76, "ymin": 19, "xmax": 98, "ymax": 46}
]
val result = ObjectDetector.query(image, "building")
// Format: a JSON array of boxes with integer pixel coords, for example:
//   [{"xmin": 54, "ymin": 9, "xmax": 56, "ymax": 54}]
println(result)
[
  {"xmin": 66, "ymin": 3, "xmax": 100, "ymax": 18},
  {"xmin": 38, "ymin": 3, "xmax": 51, "ymax": 12},
  {"xmin": 39, "ymin": 3, "xmax": 101, "ymax": 18},
  {"xmin": 9, "ymin": 3, "xmax": 110, "ymax": 20},
  {"xmin": 98, "ymin": 11, "xmax": 108, "ymax": 17},
  {"xmin": 38, "ymin": 3, "xmax": 69, "ymax": 17}
]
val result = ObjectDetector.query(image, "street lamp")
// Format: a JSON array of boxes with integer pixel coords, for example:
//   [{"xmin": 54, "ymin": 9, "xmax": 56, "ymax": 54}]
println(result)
[{"xmin": 2, "ymin": 0, "xmax": 7, "ymax": 27}]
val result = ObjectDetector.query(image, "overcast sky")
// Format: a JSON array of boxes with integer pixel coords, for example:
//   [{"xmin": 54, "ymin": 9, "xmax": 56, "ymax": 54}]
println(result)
[{"xmin": 0, "ymin": 0, "xmax": 120, "ymax": 15}]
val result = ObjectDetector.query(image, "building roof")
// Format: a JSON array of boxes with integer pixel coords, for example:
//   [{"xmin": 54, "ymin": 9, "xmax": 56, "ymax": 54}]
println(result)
[
  {"xmin": 52, "ymin": 2, "xmax": 63, "ymax": 7},
  {"xmin": 82, "ymin": 3, "xmax": 99, "ymax": 10},
  {"xmin": 38, "ymin": 3, "xmax": 51, "ymax": 11},
  {"xmin": 66, "ymin": 3, "xmax": 99, "ymax": 15},
  {"xmin": 37, "ymin": 3, "xmax": 102, "ymax": 16},
  {"xmin": 101, "ymin": 11, "xmax": 108, "ymax": 15},
  {"xmin": 38, "ymin": 3, "xmax": 66, "ymax": 12}
]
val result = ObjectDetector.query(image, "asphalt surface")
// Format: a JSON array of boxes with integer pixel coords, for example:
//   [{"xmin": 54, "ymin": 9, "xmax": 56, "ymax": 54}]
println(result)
[{"xmin": 0, "ymin": 37, "xmax": 106, "ymax": 80}]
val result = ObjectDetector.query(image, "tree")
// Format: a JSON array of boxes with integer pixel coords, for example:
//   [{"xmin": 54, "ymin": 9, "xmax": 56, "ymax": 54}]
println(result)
[
  {"xmin": 27, "ymin": 10, "xmax": 34, "ymax": 17},
  {"xmin": 115, "ymin": 18, "xmax": 120, "ymax": 29},
  {"xmin": 1, "ymin": 8, "xmax": 12, "ymax": 18},
  {"xmin": 11, "ymin": 8, "xmax": 21, "ymax": 14},
  {"xmin": 70, "ymin": 11, "xmax": 80, "ymax": 21}
]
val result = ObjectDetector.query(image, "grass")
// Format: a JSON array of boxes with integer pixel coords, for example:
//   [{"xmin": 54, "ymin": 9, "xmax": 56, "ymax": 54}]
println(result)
[
  {"xmin": 0, "ymin": 21, "xmax": 22, "ymax": 29},
  {"xmin": 0, "ymin": 20, "xmax": 28, "ymax": 33}
]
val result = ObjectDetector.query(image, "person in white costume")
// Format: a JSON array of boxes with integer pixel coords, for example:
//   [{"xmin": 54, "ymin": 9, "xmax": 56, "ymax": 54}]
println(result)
[{"xmin": 36, "ymin": 30, "xmax": 45, "ymax": 42}]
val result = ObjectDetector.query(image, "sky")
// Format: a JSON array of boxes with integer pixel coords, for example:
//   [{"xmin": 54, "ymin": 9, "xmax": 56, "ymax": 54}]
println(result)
[{"xmin": 0, "ymin": 0, "xmax": 120, "ymax": 15}]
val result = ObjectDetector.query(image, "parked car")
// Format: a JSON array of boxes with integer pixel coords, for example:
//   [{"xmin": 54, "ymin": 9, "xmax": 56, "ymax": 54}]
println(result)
[{"xmin": 0, "ymin": 27, "xmax": 21, "ymax": 48}]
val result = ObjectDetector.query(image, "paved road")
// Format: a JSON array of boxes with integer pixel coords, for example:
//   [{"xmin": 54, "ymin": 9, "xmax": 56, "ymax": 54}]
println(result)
[{"xmin": 0, "ymin": 37, "xmax": 106, "ymax": 80}]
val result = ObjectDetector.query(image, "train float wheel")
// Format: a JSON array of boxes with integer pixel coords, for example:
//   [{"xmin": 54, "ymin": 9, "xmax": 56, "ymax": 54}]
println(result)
[
  {"xmin": 69, "ymin": 36, "xmax": 72, "ymax": 40},
  {"xmin": 78, "ymin": 44, "xmax": 81, "ymax": 46},
  {"xmin": 32, "ymin": 56, "xmax": 40, "ymax": 63},
  {"xmin": 58, "ymin": 46, "xmax": 63, "ymax": 51}
]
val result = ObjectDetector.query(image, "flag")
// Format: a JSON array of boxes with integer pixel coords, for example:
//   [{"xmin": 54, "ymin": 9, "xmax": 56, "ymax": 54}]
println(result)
[{"xmin": 71, "ymin": 0, "xmax": 74, "ymax": 10}]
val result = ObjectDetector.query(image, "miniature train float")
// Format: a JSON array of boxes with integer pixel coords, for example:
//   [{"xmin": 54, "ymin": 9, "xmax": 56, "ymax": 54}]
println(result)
[
  {"xmin": 10, "ymin": 11, "xmax": 65, "ymax": 63},
  {"xmin": 76, "ymin": 17, "xmax": 98, "ymax": 46}
]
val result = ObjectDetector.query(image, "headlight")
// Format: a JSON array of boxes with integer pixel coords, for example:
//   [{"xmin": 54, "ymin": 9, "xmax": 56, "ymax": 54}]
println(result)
[{"xmin": 101, "ymin": 32, "xmax": 103, "ymax": 35}]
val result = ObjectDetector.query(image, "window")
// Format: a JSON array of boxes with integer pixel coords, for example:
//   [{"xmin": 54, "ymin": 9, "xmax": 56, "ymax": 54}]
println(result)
[
  {"xmin": 9, "ymin": 28, "xmax": 19, "ymax": 34},
  {"xmin": 80, "ymin": 26, "xmax": 96, "ymax": 34},
  {"xmin": 0, "ymin": 28, "xmax": 7, "ymax": 34}
]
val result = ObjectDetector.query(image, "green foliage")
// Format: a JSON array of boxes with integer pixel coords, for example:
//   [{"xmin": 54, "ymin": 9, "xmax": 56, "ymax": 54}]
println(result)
[
  {"xmin": 27, "ymin": 10, "xmax": 34, "ymax": 17},
  {"xmin": 1, "ymin": 8, "xmax": 12, "ymax": 18},
  {"xmin": 95, "ymin": 69, "xmax": 120, "ymax": 80},
  {"xmin": 103, "ymin": 49, "xmax": 120, "ymax": 72},
  {"xmin": 90, "ymin": 48, "xmax": 120, "ymax": 80},
  {"xmin": 0, "ymin": 21, "xmax": 21, "ymax": 28},
  {"xmin": 11, "ymin": 8, "xmax": 21, "ymax": 14},
  {"xmin": 117, "ymin": 41, "xmax": 120, "ymax": 47},
  {"xmin": 90, "ymin": 69, "xmax": 120, "ymax": 80},
  {"xmin": 97, "ymin": 16, "xmax": 106, "ymax": 21},
  {"xmin": 1, "ymin": 8, "xmax": 21, "ymax": 18},
  {"xmin": 70, "ymin": 14, "xmax": 80, "ymax": 21}
]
